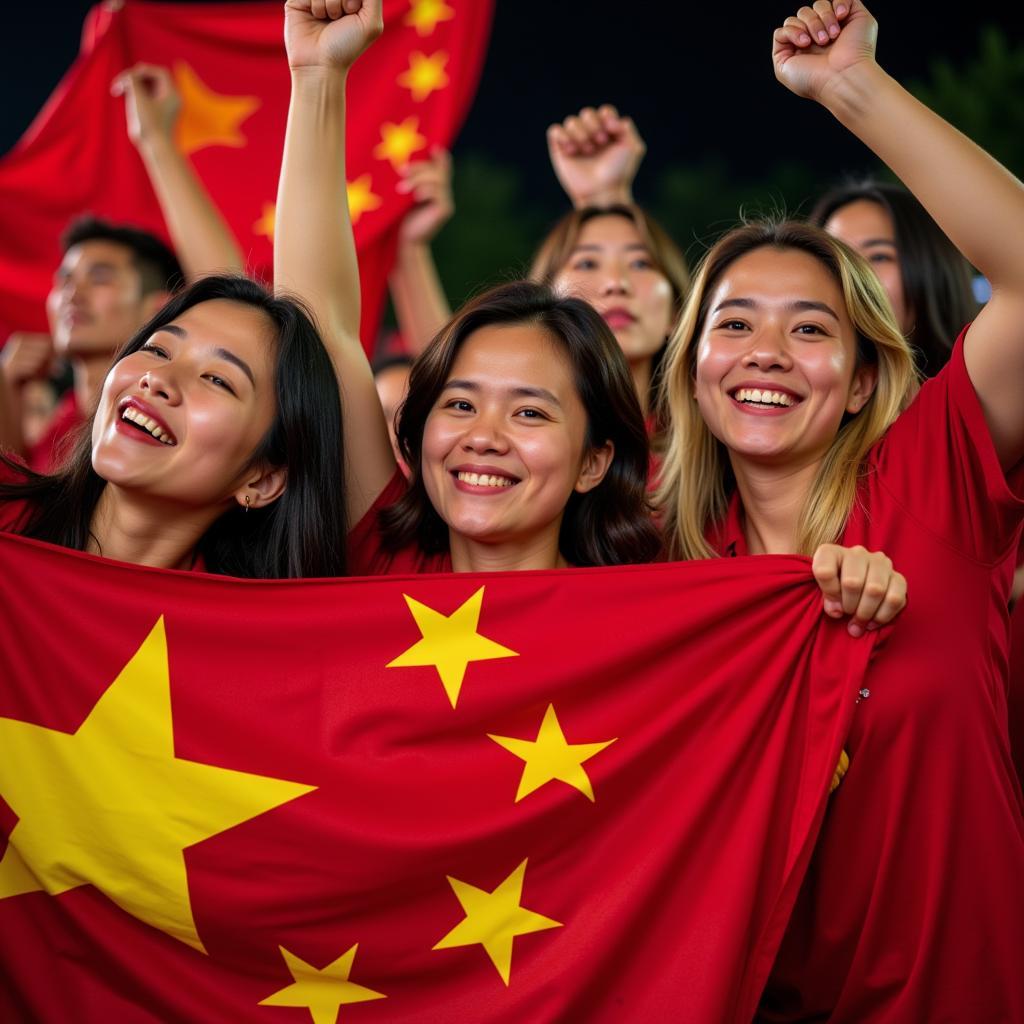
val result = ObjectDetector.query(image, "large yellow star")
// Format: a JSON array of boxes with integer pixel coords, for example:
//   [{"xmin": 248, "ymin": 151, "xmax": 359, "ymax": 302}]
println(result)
[
  {"xmin": 0, "ymin": 617, "xmax": 314, "ymax": 952},
  {"xmin": 346, "ymin": 175, "xmax": 383, "ymax": 224},
  {"xmin": 259, "ymin": 944, "xmax": 385, "ymax": 1023},
  {"xmin": 488, "ymin": 704, "xmax": 617, "ymax": 803},
  {"xmin": 397, "ymin": 51, "xmax": 450, "ymax": 102},
  {"xmin": 253, "ymin": 201, "xmax": 276, "ymax": 241},
  {"xmin": 433, "ymin": 859, "xmax": 562, "ymax": 985},
  {"xmin": 386, "ymin": 587, "xmax": 518, "ymax": 708},
  {"xmin": 373, "ymin": 117, "xmax": 427, "ymax": 171},
  {"xmin": 173, "ymin": 61, "xmax": 261, "ymax": 156},
  {"xmin": 404, "ymin": 0, "xmax": 455, "ymax": 37}
]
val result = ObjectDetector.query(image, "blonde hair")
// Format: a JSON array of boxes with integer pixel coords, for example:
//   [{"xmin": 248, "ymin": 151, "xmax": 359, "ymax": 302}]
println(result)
[{"xmin": 656, "ymin": 220, "xmax": 919, "ymax": 560}]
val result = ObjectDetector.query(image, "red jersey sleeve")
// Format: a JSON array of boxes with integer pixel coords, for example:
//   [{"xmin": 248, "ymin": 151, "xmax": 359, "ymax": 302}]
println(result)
[
  {"xmin": 868, "ymin": 328, "xmax": 1024, "ymax": 565},
  {"xmin": 347, "ymin": 470, "xmax": 450, "ymax": 576}
]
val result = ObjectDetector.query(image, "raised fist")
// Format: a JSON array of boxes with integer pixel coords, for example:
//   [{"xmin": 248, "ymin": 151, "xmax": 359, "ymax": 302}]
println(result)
[
  {"xmin": 284, "ymin": 0, "xmax": 383, "ymax": 73},
  {"xmin": 112, "ymin": 64, "xmax": 180, "ymax": 148},
  {"xmin": 398, "ymin": 148, "xmax": 454, "ymax": 244}
]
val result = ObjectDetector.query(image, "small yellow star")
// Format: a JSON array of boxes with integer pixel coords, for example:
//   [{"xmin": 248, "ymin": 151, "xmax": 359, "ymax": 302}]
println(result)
[
  {"xmin": 373, "ymin": 117, "xmax": 427, "ymax": 171},
  {"xmin": 346, "ymin": 175, "xmax": 383, "ymax": 224},
  {"xmin": 253, "ymin": 201, "xmax": 276, "ymax": 241},
  {"xmin": 433, "ymin": 859, "xmax": 562, "ymax": 985},
  {"xmin": 404, "ymin": 0, "xmax": 455, "ymax": 37},
  {"xmin": 489, "ymin": 704, "xmax": 617, "ymax": 803},
  {"xmin": 386, "ymin": 587, "xmax": 518, "ymax": 708},
  {"xmin": 259, "ymin": 944, "xmax": 385, "ymax": 1024},
  {"xmin": 173, "ymin": 61, "xmax": 261, "ymax": 156},
  {"xmin": 0, "ymin": 617, "xmax": 314, "ymax": 952},
  {"xmin": 397, "ymin": 51, "xmax": 450, "ymax": 102}
]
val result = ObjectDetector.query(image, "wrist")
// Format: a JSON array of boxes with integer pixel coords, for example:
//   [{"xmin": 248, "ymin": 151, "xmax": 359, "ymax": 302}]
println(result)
[
  {"xmin": 289, "ymin": 65, "xmax": 350, "ymax": 89},
  {"xmin": 570, "ymin": 186, "xmax": 634, "ymax": 210},
  {"xmin": 819, "ymin": 60, "xmax": 891, "ymax": 125},
  {"xmin": 136, "ymin": 132, "xmax": 177, "ymax": 160}
]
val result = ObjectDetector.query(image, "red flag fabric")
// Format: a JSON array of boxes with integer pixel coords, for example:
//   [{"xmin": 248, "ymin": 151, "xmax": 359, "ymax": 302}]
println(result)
[
  {"xmin": 0, "ymin": 0, "xmax": 492, "ymax": 351},
  {"xmin": 0, "ymin": 533, "xmax": 875, "ymax": 1022}
]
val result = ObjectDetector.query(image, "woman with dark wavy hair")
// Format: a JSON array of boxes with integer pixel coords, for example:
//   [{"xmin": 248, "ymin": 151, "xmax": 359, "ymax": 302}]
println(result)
[
  {"xmin": 810, "ymin": 179, "xmax": 978, "ymax": 376},
  {"xmin": 0, "ymin": 274, "xmax": 348, "ymax": 578}
]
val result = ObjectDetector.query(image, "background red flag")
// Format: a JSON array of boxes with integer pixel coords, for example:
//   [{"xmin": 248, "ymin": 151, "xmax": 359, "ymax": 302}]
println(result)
[
  {"xmin": 0, "ymin": 0, "xmax": 492, "ymax": 351},
  {"xmin": 0, "ymin": 534, "xmax": 874, "ymax": 1022}
]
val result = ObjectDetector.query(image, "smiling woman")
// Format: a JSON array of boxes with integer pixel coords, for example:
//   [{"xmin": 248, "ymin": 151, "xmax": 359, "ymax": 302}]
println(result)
[{"xmin": 0, "ymin": 275, "xmax": 348, "ymax": 578}]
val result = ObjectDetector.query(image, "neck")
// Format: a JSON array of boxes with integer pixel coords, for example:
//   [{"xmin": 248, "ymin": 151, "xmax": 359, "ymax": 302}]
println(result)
[
  {"xmin": 730, "ymin": 456, "xmax": 822, "ymax": 555},
  {"xmin": 72, "ymin": 353, "xmax": 113, "ymax": 417},
  {"xmin": 630, "ymin": 357, "xmax": 653, "ymax": 418},
  {"xmin": 448, "ymin": 527, "xmax": 568, "ymax": 574},
  {"xmin": 87, "ymin": 485, "xmax": 227, "ymax": 570}
]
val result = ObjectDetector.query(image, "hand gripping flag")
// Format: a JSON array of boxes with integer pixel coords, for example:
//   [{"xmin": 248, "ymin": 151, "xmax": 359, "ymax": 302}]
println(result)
[
  {"xmin": 0, "ymin": 533, "xmax": 876, "ymax": 1022},
  {"xmin": 0, "ymin": 0, "xmax": 492, "ymax": 352}
]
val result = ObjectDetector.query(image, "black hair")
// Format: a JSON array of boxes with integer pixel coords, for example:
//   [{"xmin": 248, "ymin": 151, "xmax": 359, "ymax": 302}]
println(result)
[
  {"xmin": 61, "ymin": 215, "xmax": 184, "ymax": 296},
  {"xmin": 0, "ymin": 275, "xmax": 347, "ymax": 578}
]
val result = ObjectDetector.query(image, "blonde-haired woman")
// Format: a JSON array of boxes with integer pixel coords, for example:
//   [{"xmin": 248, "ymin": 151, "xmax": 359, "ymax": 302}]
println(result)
[{"xmin": 658, "ymin": 2, "xmax": 1024, "ymax": 1019}]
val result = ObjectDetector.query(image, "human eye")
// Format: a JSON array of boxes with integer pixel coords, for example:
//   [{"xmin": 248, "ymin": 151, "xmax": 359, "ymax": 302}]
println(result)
[
  {"xmin": 443, "ymin": 397, "xmax": 474, "ymax": 413},
  {"xmin": 514, "ymin": 407, "xmax": 550, "ymax": 421},
  {"xmin": 140, "ymin": 342, "xmax": 169, "ymax": 358},
  {"xmin": 715, "ymin": 319, "xmax": 749, "ymax": 332},
  {"xmin": 794, "ymin": 322, "xmax": 828, "ymax": 336},
  {"xmin": 629, "ymin": 254, "xmax": 655, "ymax": 270},
  {"xmin": 203, "ymin": 373, "xmax": 236, "ymax": 395},
  {"xmin": 569, "ymin": 257, "xmax": 598, "ymax": 271},
  {"xmin": 868, "ymin": 252, "xmax": 895, "ymax": 265}
]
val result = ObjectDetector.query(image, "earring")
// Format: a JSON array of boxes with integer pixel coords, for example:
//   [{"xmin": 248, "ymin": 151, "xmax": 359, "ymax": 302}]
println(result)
[{"xmin": 244, "ymin": 494, "xmax": 251, "ymax": 513}]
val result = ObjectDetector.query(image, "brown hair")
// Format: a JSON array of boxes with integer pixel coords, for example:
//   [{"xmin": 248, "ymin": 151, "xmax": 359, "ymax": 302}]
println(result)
[{"xmin": 381, "ymin": 280, "xmax": 662, "ymax": 566}]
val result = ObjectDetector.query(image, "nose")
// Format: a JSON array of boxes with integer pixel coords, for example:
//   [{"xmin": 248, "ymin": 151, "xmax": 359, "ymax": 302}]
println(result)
[
  {"xmin": 138, "ymin": 362, "xmax": 181, "ymax": 403},
  {"xmin": 741, "ymin": 328, "xmax": 792, "ymax": 372},
  {"xmin": 461, "ymin": 407, "xmax": 509, "ymax": 455},
  {"xmin": 600, "ymin": 260, "xmax": 632, "ymax": 297}
]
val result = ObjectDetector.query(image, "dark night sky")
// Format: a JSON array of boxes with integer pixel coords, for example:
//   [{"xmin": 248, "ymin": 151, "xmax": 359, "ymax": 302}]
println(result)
[{"xmin": 2, "ymin": 2, "xmax": 1016, "ymax": 211}]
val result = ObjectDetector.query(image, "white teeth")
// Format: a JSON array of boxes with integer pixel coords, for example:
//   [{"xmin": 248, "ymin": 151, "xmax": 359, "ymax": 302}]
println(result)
[
  {"xmin": 456, "ymin": 471, "xmax": 515, "ymax": 488},
  {"xmin": 734, "ymin": 388, "xmax": 795, "ymax": 407},
  {"xmin": 121, "ymin": 406, "xmax": 175, "ymax": 445}
]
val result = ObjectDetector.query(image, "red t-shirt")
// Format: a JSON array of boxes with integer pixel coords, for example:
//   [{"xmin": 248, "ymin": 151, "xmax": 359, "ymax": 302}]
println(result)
[
  {"xmin": 26, "ymin": 391, "xmax": 83, "ymax": 474},
  {"xmin": 347, "ymin": 470, "xmax": 451, "ymax": 576},
  {"xmin": 0, "ymin": 459, "xmax": 35, "ymax": 533},
  {"xmin": 711, "ymin": 334, "xmax": 1024, "ymax": 1021}
]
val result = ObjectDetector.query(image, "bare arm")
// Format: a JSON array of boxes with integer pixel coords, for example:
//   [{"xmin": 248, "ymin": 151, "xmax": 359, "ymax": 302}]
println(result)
[
  {"xmin": 114, "ymin": 65, "xmax": 245, "ymax": 280},
  {"xmin": 388, "ymin": 149, "xmax": 453, "ymax": 354},
  {"xmin": 547, "ymin": 105, "xmax": 645, "ymax": 209},
  {"xmin": 774, "ymin": 0, "xmax": 1024, "ymax": 468},
  {"xmin": 275, "ymin": 0, "xmax": 395, "ymax": 525},
  {"xmin": 0, "ymin": 333, "xmax": 53, "ymax": 457}
]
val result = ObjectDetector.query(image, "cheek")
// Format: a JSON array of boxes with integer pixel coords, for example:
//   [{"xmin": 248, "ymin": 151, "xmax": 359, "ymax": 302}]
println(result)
[
  {"xmin": 553, "ymin": 270, "xmax": 593, "ymax": 304},
  {"xmin": 640, "ymin": 278, "xmax": 675, "ymax": 334}
]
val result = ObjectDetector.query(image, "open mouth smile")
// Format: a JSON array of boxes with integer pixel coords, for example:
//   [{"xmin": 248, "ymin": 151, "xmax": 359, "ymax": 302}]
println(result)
[{"xmin": 118, "ymin": 400, "xmax": 177, "ymax": 445}]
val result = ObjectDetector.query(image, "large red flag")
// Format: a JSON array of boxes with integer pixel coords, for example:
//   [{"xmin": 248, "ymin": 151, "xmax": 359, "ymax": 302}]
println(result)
[
  {"xmin": 0, "ymin": 0, "xmax": 492, "ymax": 351},
  {"xmin": 0, "ymin": 533, "xmax": 875, "ymax": 1022}
]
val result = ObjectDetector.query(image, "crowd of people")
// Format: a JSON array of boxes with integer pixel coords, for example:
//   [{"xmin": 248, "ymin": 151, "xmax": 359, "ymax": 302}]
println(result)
[{"xmin": 1, "ymin": 0, "xmax": 1022, "ymax": 1019}]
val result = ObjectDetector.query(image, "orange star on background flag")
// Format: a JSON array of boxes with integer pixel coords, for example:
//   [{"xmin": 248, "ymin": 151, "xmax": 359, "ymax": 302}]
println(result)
[
  {"xmin": 172, "ymin": 62, "xmax": 260, "ymax": 155},
  {"xmin": 405, "ymin": 0, "xmax": 455, "ymax": 37},
  {"xmin": 373, "ymin": 116, "xmax": 428, "ymax": 170},
  {"xmin": 346, "ymin": 174, "xmax": 383, "ymax": 224},
  {"xmin": 252, "ymin": 201, "xmax": 276, "ymax": 241},
  {"xmin": 398, "ymin": 51, "xmax": 450, "ymax": 102}
]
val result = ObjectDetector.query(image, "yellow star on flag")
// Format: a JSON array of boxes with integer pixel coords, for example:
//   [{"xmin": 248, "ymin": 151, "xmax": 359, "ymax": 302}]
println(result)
[
  {"xmin": 259, "ymin": 944, "xmax": 385, "ymax": 1023},
  {"xmin": 386, "ymin": 587, "xmax": 518, "ymax": 708},
  {"xmin": 347, "ymin": 174, "xmax": 383, "ymax": 224},
  {"xmin": 0, "ymin": 617, "xmax": 314, "ymax": 952},
  {"xmin": 489, "ymin": 704, "xmax": 617, "ymax": 803},
  {"xmin": 173, "ymin": 61, "xmax": 261, "ymax": 156},
  {"xmin": 433, "ymin": 859, "xmax": 562, "ymax": 985},
  {"xmin": 397, "ymin": 51, "xmax": 450, "ymax": 102},
  {"xmin": 373, "ymin": 117, "xmax": 427, "ymax": 170},
  {"xmin": 253, "ymin": 201, "xmax": 276, "ymax": 241},
  {"xmin": 404, "ymin": 0, "xmax": 455, "ymax": 37}
]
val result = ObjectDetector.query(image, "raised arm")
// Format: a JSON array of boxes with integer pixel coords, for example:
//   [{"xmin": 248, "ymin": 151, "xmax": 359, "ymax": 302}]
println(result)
[
  {"xmin": 0, "ymin": 333, "xmax": 53, "ymax": 457},
  {"xmin": 546, "ymin": 105, "xmax": 645, "ymax": 209},
  {"xmin": 275, "ymin": 0, "xmax": 395, "ymax": 525},
  {"xmin": 113, "ymin": 65, "xmax": 244, "ymax": 279},
  {"xmin": 389, "ymin": 148, "xmax": 453, "ymax": 355},
  {"xmin": 773, "ymin": 0, "xmax": 1024, "ymax": 468}
]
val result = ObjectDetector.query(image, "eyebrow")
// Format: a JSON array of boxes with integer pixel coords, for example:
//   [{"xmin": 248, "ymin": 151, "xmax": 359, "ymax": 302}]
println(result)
[
  {"xmin": 443, "ymin": 379, "xmax": 562, "ymax": 407},
  {"xmin": 713, "ymin": 297, "xmax": 841, "ymax": 321},
  {"xmin": 570, "ymin": 243, "xmax": 650, "ymax": 253},
  {"xmin": 153, "ymin": 325, "xmax": 257, "ymax": 387},
  {"xmin": 858, "ymin": 237, "xmax": 897, "ymax": 248}
]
